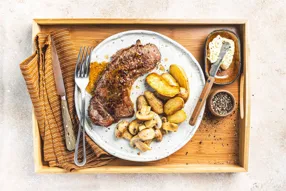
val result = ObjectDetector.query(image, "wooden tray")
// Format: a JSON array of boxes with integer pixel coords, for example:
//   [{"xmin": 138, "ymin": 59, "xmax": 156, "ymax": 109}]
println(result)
[{"xmin": 32, "ymin": 18, "xmax": 250, "ymax": 173}]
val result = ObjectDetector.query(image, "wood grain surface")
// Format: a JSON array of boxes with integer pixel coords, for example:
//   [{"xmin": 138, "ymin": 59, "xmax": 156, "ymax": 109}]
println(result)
[{"xmin": 32, "ymin": 19, "xmax": 250, "ymax": 173}]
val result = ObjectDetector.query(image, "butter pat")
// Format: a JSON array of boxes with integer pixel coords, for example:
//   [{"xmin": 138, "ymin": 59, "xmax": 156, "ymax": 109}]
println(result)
[{"xmin": 208, "ymin": 35, "xmax": 235, "ymax": 70}]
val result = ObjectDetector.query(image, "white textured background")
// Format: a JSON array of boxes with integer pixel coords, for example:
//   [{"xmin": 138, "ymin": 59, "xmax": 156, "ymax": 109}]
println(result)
[{"xmin": 0, "ymin": 0, "xmax": 285, "ymax": 190}]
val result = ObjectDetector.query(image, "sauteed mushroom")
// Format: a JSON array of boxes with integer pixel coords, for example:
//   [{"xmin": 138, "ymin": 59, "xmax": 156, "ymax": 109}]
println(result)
[
  {"xmin": 130, "ymin": 135, "xmax": 141, "ymax": 148},
  {"xmin": 162, "ymin": 121, "xmax": 179, "ymax": 132},
  {"xmin": 161, "ymin": 117, "xmax": 167, "ymax": 123},
  {"xmin": 154, "ymin": 129, "xmax": 163, "ymax": 142},
  {"xmin": 144, "ymin": 113, "xmax": 162, "ymax": 129},
  {"xmin": 136, "ymin": 106, "xmax": 154, "ymax": 121},
  {"xmin": 115, "ymin": 120, "xmax": 129, "ymax": 138},
  {"xmin": 130, "ymin": 135, "xmax": 151, "ymax": 152},
  {"xmin": 135, "ymin": 141, "xmax": 151, "ymax": 152},
  {"xmin": 122, "ymin": 130, "xmax": 133, "ymax": 140},
  {"xmin": 128, "ymin": 119, "xmax": 140, "ymax": 135},
  {"xmin": 144, "ymin": 117, "xmax": 157, "ymax": 128},
  {"xmin": 138, "ymin": 128, "xmax": 155, "ymax": 141},
  {"xmin": 144, "ymin": 139, "xmax": 153, "ymax": 146},
  {"xmin": 139, "ymin": 124, "xmax": 147, "ymax": 132}
]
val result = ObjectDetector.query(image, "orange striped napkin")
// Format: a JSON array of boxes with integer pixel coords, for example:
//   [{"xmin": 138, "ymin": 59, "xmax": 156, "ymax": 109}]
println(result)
[{"xmin": 20, "ymin": 29, "xmax": 114, "ymax": 171}]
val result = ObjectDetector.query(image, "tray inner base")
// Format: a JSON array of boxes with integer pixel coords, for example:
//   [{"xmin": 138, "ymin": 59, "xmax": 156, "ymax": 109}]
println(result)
[{"xmin": 40, "ymin": 24, "xmax": 242, "ymax": 167}]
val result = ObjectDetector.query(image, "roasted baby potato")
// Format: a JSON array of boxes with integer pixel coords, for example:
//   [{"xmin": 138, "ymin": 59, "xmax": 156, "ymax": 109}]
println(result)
[
  {"xmin": 161, "ymin": 73, "xmax": 179, "ymax": 87},
  {"xmin": 154, "ymin": 92, "xmax": 170, "ymax": 102},
  {"xmin": 167, "ymin": 110, "xmax": 187, "ymax": 124},
  {"xmin": 169, "ymin": 64, "xmax": 190, "ymax": 99},
  {"xmin": 144, "ymin": 91, "xmax": 164, "ymax": 114},
  {"xmin": 164, "ymin": 97, "xmax": 185, "ymax": 115},
  {"xmin": 136, "ymin": 95, "xmax": 148, "ymax": 111},
  {"xmin": 146, "ymin": 73, "xmax": 180, "ymax": 97},
  {"xmin": 177, "ymin": 87, "xmax": 189, "ymax": 102}
]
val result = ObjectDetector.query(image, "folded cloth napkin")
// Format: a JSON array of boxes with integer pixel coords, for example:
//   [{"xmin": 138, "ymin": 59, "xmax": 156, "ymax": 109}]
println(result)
[{"xmin": 20, "ymin": 29, "xmax": 114, "ymax": 171}]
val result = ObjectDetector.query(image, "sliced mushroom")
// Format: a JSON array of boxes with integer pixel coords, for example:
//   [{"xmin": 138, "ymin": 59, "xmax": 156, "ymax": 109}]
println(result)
[
  {"xmin": 122, "ymin": 130, "xmax": 133, "ymax": 140},
  {"xmin": 139, "ymin": 125, "xmax": 147, "ymax": 132},
  {"xmin": 154, "ymin": 129, "xmax": 163, "ymax": 142},
  {"xmin": 153, "ymin": 113, "xmax": 162, "ymax": 129},
  {"xmin": 154, "ymin": 92, "xmax": 170, "ymax": 102},
  {"xmin": 130, "ymin": 135, "xmax": 151, "ymax": 152},
  {"xmin": 162, "ymin": 121, "xmax": 179, "ymax": 132},
  {"xmin": 136, "ymin": 105, "xmax": 154, "ymax": 121},
  {"xmin": 144, "ymin": 139, "xmax": 153, "ymax": 146},
  {"xmin": 115, "ymin": 120, "xmax": 129, "ymax": 138},
  {"xmin": 115, "ymin": 129, "xmax": 122, "ymax": 138},
  {"xmin": 144, "ymin": 112, "xmax": 162, "ymax": 129},
  {"xmin": 144, "ymin": 117, "xmax": 157, "ymax": 128},
  {"xmin": 128, "ymin": 119, "xmax": 140, "ymax": 135},
  {"xmin": 130, "ymin": 135, "xmax": 141, "ymax": 148},
  {"xmin": 161, "ymin": 117, "xmax": 167, "ymax": 123},
  {"xmin": 138, "ymin": 128, "xmax": 155, "ymax": 141},
  {"xmin": 161, "ymin": 118, "xmax": 168, "ymax": 134},
  {"xmin": 134, "ymin": 141, "xmax": 151, "ymax": 152}
]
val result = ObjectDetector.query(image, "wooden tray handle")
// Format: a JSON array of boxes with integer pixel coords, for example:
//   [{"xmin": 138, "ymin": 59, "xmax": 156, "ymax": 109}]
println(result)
[
  {"xmin": 239, "ymin": 73, "xmax": 245, "ymax": 119},
  {"xmin": 189, "ymin": 76, "xmax": 215, "ymax": 126}
]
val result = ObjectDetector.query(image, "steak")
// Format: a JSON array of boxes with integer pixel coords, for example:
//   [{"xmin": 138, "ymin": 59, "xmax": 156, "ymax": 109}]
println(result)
[{"xmin": 88, "ymin": 40, "xmax": 161, "ymax": 127}]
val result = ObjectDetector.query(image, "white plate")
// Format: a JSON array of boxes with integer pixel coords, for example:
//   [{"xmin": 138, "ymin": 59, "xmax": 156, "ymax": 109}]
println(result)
[{"xmin": 75, "ymin": 30, "xmax": 205, "ymax": 162}]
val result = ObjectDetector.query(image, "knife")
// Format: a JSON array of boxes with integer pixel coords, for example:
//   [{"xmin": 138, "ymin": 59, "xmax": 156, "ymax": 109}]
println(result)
[
  {"xmin": 51, "ymin": 38, "xmax": 76, "ymax": 151},
  {"xmin": 189, "ymin": 42, "xmax": 231, "ymax": 126}
]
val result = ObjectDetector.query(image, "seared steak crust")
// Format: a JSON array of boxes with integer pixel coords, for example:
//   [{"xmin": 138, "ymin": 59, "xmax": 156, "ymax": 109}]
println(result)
[{"xmin": 88, "ymin": 40, "xmax": 161, "ymax": 127}]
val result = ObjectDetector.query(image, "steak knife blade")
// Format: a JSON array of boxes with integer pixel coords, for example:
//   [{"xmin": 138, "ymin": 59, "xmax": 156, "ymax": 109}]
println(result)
[{"xmin": 51, "ymin": 39, "xmax": 66, "ymax": 96}]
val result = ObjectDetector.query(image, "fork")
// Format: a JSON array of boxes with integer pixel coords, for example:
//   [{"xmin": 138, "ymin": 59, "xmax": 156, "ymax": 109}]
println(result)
[{"xmin": 74, "ymin": 46, "xmax": 92, "ymax": 166}]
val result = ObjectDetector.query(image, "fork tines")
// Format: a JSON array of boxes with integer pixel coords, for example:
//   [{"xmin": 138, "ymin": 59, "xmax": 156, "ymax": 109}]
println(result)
[{"xmin": 75, "ymin": 46, "xmax": 93, "ymax": 78}]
